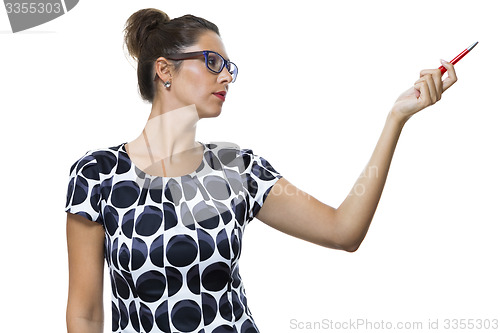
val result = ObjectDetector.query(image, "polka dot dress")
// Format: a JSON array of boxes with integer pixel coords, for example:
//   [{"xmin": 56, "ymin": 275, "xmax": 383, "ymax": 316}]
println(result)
[{"xmin": 65, "ymin": 141, "xmax": 282, "ymax": 333}]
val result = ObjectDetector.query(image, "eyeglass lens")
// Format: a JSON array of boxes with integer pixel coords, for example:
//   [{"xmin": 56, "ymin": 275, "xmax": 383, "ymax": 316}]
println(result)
[{"xmin": 207, "ymin": 52, "xmax": 237, "ymax": 81}]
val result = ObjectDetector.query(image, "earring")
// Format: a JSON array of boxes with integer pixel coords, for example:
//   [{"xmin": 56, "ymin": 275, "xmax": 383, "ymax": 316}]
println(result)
[{"xmin": 164, "ymin": 80, "xmax": 171, "ymax": 88}]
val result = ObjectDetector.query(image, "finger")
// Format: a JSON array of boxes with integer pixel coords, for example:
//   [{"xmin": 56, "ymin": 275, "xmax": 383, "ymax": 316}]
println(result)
[
  {"xmin": 416, "ymin": 74, "xmax": 437, "ymax": 104},
  {"xmin": 414, "ymin": 77, "xmax": 425, "ymax": 98},
  {"xmin": 414, "ymin": 80, "xmax": 430, "ymax": 107},
  {"xmin": 425, "ymin": 74, "xmax": 438, "ymax": 104},
  {"xmin": 420, "ymin": 68, "xmax": 443, "ymax": 101},
  {"xmin": 440, "ymin": 59, "xmax": 458, "ymax": 92},
  {"xmin": 420, "ymin": 68, "xmax": 436, "ymax": 77}
]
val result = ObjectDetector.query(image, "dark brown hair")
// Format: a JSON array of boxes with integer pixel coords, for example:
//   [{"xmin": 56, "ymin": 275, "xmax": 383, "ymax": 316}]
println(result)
[{"xmin": 123, "ymin": 8, "xmax": 220, "ymax": 103}]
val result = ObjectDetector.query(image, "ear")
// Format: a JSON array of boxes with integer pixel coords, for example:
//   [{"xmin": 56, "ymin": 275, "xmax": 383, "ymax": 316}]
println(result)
[{"xmin": 154, "ymin": 57, "xmax": 174, "ymax": 83}]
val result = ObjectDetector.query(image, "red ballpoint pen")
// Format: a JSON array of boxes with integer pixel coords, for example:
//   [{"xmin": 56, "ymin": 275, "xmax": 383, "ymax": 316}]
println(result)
[{"xmin": 439, "ymin": 41, "xmax": 478, "ymax": 75}]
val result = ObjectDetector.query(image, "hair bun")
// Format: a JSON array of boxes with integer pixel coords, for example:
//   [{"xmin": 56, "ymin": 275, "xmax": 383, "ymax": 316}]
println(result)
[
  {"xmin": 144, "ymin": 9, "xmax": 170, "ymax": 30},
  {"xmin": 123, "ymin": 8, "xmax": 170, "ymax": 61}
]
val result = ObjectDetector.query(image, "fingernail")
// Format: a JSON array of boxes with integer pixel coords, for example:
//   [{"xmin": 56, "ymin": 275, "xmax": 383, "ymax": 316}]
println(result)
[{"xmin": 440, "ymin": 59, "xmax": 447, "ymax": 64}]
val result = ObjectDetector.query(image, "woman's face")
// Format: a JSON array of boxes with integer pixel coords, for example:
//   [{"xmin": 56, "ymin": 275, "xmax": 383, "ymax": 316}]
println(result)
[{"xmin": 161, "ymin": 30, "xmax": 233, "ymax": 119}]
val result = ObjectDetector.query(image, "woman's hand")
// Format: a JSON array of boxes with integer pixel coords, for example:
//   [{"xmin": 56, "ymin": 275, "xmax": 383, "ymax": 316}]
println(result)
[{"xmin": 391, "ymin": 59, "xmax": 458, "ymax": 124}]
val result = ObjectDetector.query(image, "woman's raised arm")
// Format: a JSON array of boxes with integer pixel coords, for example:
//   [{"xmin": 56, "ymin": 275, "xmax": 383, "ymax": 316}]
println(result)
[
  {"xmin": 66, "ymin": 212, "xmax": 105, "ymax": 333},
  {"xmin": 256, "ymin": 60, "xmax": 458, "ymax": 252}
]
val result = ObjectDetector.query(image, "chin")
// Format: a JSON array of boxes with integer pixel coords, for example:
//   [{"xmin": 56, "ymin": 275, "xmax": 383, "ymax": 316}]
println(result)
[
  {"xmin": 208, "ymin": 109, "xmax": 222, "ymax": 118},
  {"xmin": 200, "ymin": 107, "xmax": 222, "ymax": 119}
]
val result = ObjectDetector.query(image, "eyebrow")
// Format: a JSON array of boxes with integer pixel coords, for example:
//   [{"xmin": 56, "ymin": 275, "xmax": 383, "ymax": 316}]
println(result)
[{"xmin": 213, "ymin": 50, "xmax": 229, "ymax": 62}]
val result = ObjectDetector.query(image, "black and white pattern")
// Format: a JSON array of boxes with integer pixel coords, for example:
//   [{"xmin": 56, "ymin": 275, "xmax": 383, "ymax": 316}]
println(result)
[{"xmin": 65, "ymin": 141, "xmax": 282, "ymax": 333}]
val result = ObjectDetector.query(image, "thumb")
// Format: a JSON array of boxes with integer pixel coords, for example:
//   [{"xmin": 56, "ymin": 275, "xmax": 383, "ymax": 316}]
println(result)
[{"xmin": 414, "ymin": 86, "xmax": 421, "ymax": 99}]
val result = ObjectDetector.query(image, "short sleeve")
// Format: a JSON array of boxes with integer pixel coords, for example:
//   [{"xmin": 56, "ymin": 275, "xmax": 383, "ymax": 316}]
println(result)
[
  {"xmin": 241, "ymin": 149, "xmax": 283, "ymax": 222},
  {"xmin": 64, "ymin": 151, "xmax": 103, "ymax": 225}
]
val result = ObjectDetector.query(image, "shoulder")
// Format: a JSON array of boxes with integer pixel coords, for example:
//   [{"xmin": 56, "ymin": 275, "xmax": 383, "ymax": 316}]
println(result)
[
  {"xmin": 68, "ymin": 143, "xmax": 124, "ymax": 178},
  {"xmin": 205, "ymin": 140, "xmax": 267, "ymax": 159},
  {"xmin": 205, "ymin": 141, "xmax": 281, "ymax": 177},
  {"xmin": 204, "ymin": 141, "xmax": 255, "ymax": 169}
]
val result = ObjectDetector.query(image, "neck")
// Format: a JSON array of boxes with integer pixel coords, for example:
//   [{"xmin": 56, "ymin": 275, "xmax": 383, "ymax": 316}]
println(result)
[{"xmin": 128, "ymin": 104, "xmax": 201, "ymax": 165}]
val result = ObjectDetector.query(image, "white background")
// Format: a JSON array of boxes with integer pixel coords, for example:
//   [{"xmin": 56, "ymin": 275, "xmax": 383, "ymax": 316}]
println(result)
[{"xmin": 1, "ymin": 0, "xmax": 499, "ymax": 332}]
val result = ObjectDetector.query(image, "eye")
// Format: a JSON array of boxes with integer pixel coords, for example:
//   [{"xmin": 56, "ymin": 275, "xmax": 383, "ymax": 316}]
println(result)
[{"xmin": 207, "ymin": 55, "xmax": 217, "ymax": 66}]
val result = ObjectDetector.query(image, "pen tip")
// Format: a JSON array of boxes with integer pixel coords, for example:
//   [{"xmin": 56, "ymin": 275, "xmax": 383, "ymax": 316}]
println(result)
[{"xmin": 468, "ymin": 41, "xmax": 479, "ymax": 51}]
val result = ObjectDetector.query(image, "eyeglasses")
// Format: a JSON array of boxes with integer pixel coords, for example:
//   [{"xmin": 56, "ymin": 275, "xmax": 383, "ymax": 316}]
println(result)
[{"xmin": 165, "ymin": 50, "xmax": 238, "ymax": 83}]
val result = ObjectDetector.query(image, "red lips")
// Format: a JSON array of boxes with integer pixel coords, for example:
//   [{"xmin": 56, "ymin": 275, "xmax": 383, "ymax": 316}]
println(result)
[{"xmin": 213, "ymin": 91, "xmax": 226, "ymax": 101}]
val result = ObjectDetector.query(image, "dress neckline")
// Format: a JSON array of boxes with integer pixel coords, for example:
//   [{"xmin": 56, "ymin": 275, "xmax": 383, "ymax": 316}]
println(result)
[{"xmin": 120, "ymin": 141, "xmax": 207, "ymax": 179}]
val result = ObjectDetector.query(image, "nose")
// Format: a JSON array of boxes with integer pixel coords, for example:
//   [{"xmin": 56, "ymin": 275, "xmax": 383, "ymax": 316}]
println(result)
[{"xmin": 218, "ymin": 66, "xmax": 233, "ymax": 84}]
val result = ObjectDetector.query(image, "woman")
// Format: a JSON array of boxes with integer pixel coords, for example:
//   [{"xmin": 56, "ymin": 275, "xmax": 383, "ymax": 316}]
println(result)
[{"xmin": 65, "ymin": 8, "xmax": 457, "ymax": 333}]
